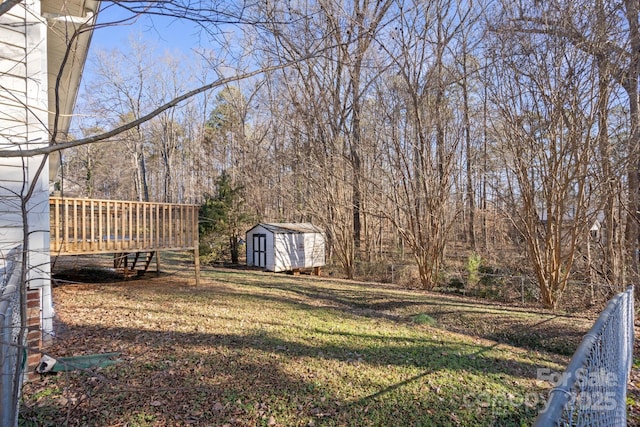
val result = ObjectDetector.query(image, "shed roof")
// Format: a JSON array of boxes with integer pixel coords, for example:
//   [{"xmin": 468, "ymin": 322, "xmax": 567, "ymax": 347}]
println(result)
[{"xmin": 253, "ymin": 223, "xmax": 324, "ymax": 234}]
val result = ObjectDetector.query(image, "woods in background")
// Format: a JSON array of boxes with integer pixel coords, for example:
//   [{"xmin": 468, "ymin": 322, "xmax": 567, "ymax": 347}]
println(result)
[{"xmin": 58, "ymin": 0, "xmax": 638, "ymax": 309}]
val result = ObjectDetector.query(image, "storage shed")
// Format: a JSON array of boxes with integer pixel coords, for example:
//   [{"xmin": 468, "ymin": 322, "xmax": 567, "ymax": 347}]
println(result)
[{"xmin": 246, "ymin": 223, "xmax": 325, "ymax": 273}]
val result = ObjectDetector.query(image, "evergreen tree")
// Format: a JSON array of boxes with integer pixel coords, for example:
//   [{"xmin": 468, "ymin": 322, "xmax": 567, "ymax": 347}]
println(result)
[{"xmin": 199, "ymin": 171, "xmax": 250, "ymax": 264}]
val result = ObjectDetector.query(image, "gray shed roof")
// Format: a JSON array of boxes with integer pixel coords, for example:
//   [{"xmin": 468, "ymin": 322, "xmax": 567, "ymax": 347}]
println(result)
[{"xmin": 253, "ymin": 223, "xmax": 324, "ymax": 234}]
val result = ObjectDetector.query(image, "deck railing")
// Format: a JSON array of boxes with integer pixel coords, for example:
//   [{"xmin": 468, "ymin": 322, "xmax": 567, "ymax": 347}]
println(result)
[{"xmin": 50, "ymin": 197, "xmax": 199, "ymax": 255}]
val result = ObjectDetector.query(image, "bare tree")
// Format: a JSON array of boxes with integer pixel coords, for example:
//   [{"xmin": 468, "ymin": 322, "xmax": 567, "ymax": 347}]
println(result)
[
  {"xmin": 487, "ymin": 16, "xmax": 602, "ymax": 308},
  {"xmin": 372, "ymin": 0, "xmax": 477, "ymax": 289},
  {"xmin": 496, "ymin": 0, "xmax": 640, "ymax": 287},
  {"xmin": 321, "ymin": 0, "xmax": 393, "ymax": 252},
  {"xmin": 82, "ymin": 41, "xmax": 156, "ymax": 201},
  {"xmin": 255, "ymin": 0, "xmax": 394, "ymax": 276}
]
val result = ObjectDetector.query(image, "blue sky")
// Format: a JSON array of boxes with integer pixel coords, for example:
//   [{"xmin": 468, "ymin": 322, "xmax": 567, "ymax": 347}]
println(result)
[
  {"xmin": 73, "ymin": 3, "xmax": 220, "ymax": 133},
  {"xmin": 90, "ymin": 2, "xmax": 206, "ymax": 55}
]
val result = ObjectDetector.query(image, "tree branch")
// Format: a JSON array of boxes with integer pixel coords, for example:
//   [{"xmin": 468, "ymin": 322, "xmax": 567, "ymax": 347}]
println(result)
[
  {"xmin": 0, "ymin": 0, "xmax": 22, "ymax": 17},
  {"xmin": 0, "ymin": 60, "xmax": 303, "ymax": 158},
  {"xmin": 500, "ymin": 16, "xmax": 628, "ymax": 84}
]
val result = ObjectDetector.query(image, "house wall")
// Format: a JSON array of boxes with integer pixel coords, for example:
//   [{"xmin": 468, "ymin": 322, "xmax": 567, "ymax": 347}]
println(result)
[{"xmin": 0, "ymin": 0, "xmax": 53, "ymax": 362}]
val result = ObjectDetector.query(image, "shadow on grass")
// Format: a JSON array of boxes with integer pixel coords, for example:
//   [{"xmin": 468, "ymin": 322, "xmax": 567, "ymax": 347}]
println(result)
[
  {"xmin": 27, "ymin": 268, "xmax": 579, "ymax": 426},
  {"xmin": 23, "ymin": 320, "xmax": 546, "ymax": 426},
  {"xmin": 54, "ymin": 266, "xmax": 586, "ymax": 360},
  {"xmin": 201, "ymin": 268, "xmax": 591, "ymax": 356}
]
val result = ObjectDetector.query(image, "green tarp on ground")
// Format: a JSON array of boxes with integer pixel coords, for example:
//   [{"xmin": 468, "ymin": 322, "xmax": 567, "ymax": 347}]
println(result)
[{"xmin": 37, "ymin": 352, "xmax": 121, "ymax": 373}]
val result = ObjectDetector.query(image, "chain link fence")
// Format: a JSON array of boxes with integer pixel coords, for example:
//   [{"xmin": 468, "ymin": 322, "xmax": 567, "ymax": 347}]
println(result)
[
  {"xmin": 0, "ymin": 246, "xmax": 24, "ymax": 427},
  {"xmin": 383, "ymin": 261, "xmax": 623, "ymax": 310},
  {"xmin": 533, "ymin": 286, "xmax": 635, "ymax": 426}
]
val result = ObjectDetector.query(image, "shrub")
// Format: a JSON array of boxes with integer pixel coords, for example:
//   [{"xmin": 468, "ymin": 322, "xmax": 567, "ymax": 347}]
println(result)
[
  {"xmin": 394, "ymin": 264, "xmax": 421, "ymax": 288},
  {"xmin": 411, "ymin": 313, "xmax": 437, "ymax": 326},
  {"xmin": 448, "ymin": 277, "xmax": 465, "ymax": 290},
  {"xmin": 466, "ymin": 253, "xmax": 482, "ymax": 287}
]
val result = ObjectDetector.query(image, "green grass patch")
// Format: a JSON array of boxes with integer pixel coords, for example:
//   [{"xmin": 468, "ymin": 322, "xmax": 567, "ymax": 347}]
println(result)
[{"xmin": 411, "ymin": 313, "xmax": 437, "ymax": 326}]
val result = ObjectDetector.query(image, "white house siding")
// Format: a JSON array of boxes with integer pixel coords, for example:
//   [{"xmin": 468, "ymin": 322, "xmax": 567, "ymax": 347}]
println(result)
[
  {"xmin": 0, "ymin": 3, "xmax": 30, "ymax": 258},
  {"xmin": 0, "ymin": 0, "xmax": 53, "ymax": 339}
]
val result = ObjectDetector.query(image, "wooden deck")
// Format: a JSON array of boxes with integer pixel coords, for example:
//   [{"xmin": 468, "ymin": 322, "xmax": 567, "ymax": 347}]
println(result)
[{"xmin": 50, "ymin": 197, "xmax": 200, "ymax": 283}]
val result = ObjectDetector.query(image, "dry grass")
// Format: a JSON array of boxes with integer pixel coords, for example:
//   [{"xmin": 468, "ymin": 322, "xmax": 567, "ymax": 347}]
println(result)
[{"xmin": 20, "ymin": 258, "xmax": 597, "ymax": 426}]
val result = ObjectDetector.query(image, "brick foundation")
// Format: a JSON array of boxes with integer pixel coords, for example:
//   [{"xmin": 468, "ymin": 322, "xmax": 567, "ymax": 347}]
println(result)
[{"xmin": 26, "ymin": 288, "xmax": 41, "ymax": 380}]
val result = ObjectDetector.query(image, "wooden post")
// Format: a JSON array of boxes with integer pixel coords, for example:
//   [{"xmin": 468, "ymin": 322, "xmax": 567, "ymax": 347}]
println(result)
[
  {"xmin": 63, "ymin": 201, "xmax": 69, "ymax": 249},
  {"xmin": 89, "ymin": 200, "xmax": 95, "ymax": 252},
  {"xmin": 193, "ymin": 206, "xmax": 200, "ymax": 286},
  {"xmin": 142, "ymin": 203, "xmax": 147, "ymax": 249},
  {"xmin": 106, "ymin": 201, "xmax": 111, "ymax": 251},
  {"xmin": 72, "ymin": 199, "xmax": 78, "ymax": 252},
  {"xmin": 180, "ymin": 205, "xmax": 186, "ymax": 248},
  {"xmin": 156, "ymin": 250, "xmax": 161, "ymax": 274},
  {"xmin": 168, "ymin": 203, "xmax": 173, "ymax": 247},
  {"xmin": 194, "ymin": 246, "xmax": 200, "ymax": 287},
  {"xmin": 135, "ymin": 202, "xmax": 140, "ymax": 249},
  {"xmin": 155, "ymin": 203, "xmax": 160, "ymax": 249},
  {"xmin": 127, "ymin": 201, "xmax": 133, "ymax": 250},
  {"xmin": 81, "ymin": 200, "xmax": 87, "ymax": 251},
  {"xmin": 53, "ymin": 198, "xmax": 60, "ymax": 252}
]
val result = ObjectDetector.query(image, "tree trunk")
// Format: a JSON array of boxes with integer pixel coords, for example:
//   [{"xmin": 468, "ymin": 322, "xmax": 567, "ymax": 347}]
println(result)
[{"xmin": 462, "ymin": 50, "xmax": 476, "ymax": 250}]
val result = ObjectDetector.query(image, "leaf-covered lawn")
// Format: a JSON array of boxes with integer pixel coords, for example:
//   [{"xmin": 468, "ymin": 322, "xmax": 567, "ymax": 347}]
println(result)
[{"xmin": 20, "ymin": 265, "xmax": 594, "ymax": 426}]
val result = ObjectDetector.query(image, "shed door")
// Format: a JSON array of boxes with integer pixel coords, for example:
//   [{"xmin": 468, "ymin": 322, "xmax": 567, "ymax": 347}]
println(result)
[{"xmin": 253, "ymin": 234, "xmax": 267, "ymax": 268}]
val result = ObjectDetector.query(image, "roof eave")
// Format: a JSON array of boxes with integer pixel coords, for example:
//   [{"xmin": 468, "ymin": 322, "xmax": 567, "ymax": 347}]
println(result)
[{"xmin": 45, "ymin": 0, "xmax": 100, "ymax": 181}]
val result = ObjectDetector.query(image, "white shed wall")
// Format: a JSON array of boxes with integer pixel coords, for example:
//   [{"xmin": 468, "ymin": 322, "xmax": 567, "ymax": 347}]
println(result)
[
  {"xmin": 273, "ymin": 233, "xmax": 303, "ymax": 272},
  {"xmin": 246, "ymin": 224, "xmax": 326, "ymax": 273},
  {"xmin": 272, "ymin": 232, "xmax": 325, "ymax": 272},
  {"xmin": 303, "ymin": 232, "xmax": 325, "ymax": 268},
  {"xmin": 246, "ymin": 225, "xmax": 276, "ymax": 271}
]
